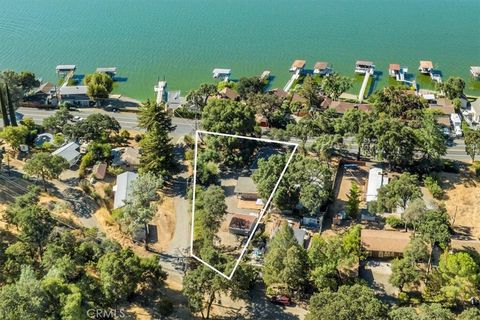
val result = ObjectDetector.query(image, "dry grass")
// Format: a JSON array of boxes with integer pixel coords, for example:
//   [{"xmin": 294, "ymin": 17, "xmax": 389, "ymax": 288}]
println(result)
[{"xmin": 442, "ymin": 172, "xmax": 480, "ymax": 239}]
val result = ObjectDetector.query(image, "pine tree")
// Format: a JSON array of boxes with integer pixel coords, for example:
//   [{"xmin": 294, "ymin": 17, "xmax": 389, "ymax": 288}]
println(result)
[
  {"xmin": 5, "ymin": 84, "xmax": 17, "ymax": 126},
  {"xmin": 0, "ymin": 85, "xmax": 10, "ymax": 127}
]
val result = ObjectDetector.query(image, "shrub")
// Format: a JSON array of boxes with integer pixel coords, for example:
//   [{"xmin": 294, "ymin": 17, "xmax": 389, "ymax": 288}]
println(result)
[
  {"xmin": 104, "ymin": 183, "xmax": 113, "ymax": 198},
  {"xmin": 472, "ymin": 161, "xmax": 480, "ymax": 177},
  {"xmin": 386, "ymin": 215, "xmax": 403, "ymax": 229},
  {"xmin": 424, "ymin": 176, "xmax": 444, "ymax": 199},
  {"xmin": 107, "ymin": 166, "xmax": 124, "ymax": 176},
  {"xmin": 134, "ymin": 134, "xmax": 143, "ymax": 142},
  {"xmin": 442, "ymin": 159, "xmax": 460, "ymax": 173},
  {"xmin": 79, "ymin": 151, "xmax": 94, "ymax": 178},
  {"xmin": 184, "ymin": 149, "xmax": 194, "ymax": 161},
  {"xmin": 156, "ymin": 298, "xmax": 174, "ymax": 316}
]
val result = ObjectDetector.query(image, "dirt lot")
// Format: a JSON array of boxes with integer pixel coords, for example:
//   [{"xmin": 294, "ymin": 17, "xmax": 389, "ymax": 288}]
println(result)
[
  {"xmin": 442, "ymin": 172, "xmax": 480, "ymax": 239},
  {"xmin": 329, "ymin": 163, "xmax": 369, "ymax": 216}
]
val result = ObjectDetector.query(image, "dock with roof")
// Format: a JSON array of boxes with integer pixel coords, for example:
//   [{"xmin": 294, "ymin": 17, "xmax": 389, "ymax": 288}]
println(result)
[
  {"xmin": 56, "ymin": 64, "xmax": 76, "ymax": 74},
  {"xmin": 470, "ymin": 66, "xmax": 480, "ymax": 79},
  {"xmin": 212, "ymin": 68, "xmax": 231, "ymax": 80},
  {"xmin": 313, "ymin": 61, "xmax": 330, "ymax": 75},
  {"xmin": 96, "ymin": 67, "xmax": 117, "ymax": 76}
]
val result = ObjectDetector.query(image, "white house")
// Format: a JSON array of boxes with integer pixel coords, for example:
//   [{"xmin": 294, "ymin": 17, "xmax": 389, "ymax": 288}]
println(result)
[
  {"xmin": 470, "ymin": 99, "xmax": 480, "ymax": 123},
  {"xmin": 366, "ymin": 167, "xmax": 388, "ymax": 203},
  {"xmin": 113, "ymin": 171, "xmax": 138, "ymax": 209},
  {"xmin": 52, "ymin": 142, "xmax": 81, "ymax": 167}
]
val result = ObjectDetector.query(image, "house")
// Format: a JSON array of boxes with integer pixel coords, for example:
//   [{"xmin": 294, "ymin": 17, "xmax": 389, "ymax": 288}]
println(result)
[
  {"xmin": 112, "ymin": 147, "xmax": 141, "ymax": 169},
  {"xmin": 228, "ymin": 213, "xmax": 258, "ymax": 236},
  {"xmin": 52, "ymin": 142, "xmax": 81, "ymax": 167},
  {"xmin": 234, "ymin": 177, "xmax": 259, "ymax": 201},
  {"xmin": 313, "ymin": 61, "xmax": 330, "ymax": 75},
  {"xmin": 355, "ymin": 60, "xmax": 375, "ymax": 74},
  {"xmin": 59, "ymin": 85, "xmax": 90, "ymax": 106},
  {"xmin": 293, "ymin": 227, "xmax": 308, "ymax": 248},
  {"xmin": 470, "ymin": 99, "xmax": 480, "ymax": 123},
  {"xmin": 250, "ymin": 147, "xmax": 280, "ymax": 172},
  {"xmin": 113, "ymin": 171, "xmax": 138, "ymax": 209},
  {"xmin": 328, "ymin": 101, "xmax": 372, "ymax": 114},
  {"xmin": 92, "ymin": 163, "xmax": 107, "ymax": 180},
  {"xmin": 361, "ymin": 229, "xmax": 412, "ymax": 258},
  {"xmin": 366, "ymin": 167, "xmax": 388, "ymax": 203},
  {"xmin": 418, "ymin": 60, "xmax": 434, "ymax": 74},
  {"xmin": 290, "ymin": 60, "xmax": 306, "ymax": 73},
  {"xmin": 218, "ymin": 87, "xmax": 240, "ymax": 101},
  {"xmin": 269, "ymin": 88, "xmax": 288, "ymax": 100},
  {"xmin": 255, "ymin": 114, "xmax": 269, "ymax": 128}
]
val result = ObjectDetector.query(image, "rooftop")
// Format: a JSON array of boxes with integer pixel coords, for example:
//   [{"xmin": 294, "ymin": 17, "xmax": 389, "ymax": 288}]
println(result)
[
  {"xmin": 234, "ymin": 176, "xmax": 258, "ymax": 195},
  {"xmin": 56, "ymin": 64, "xmax": 76, "ymax": 71},
  {"xmin": 92, "ymin": 163, "xmax": 107, "ymax": 180},
  {"xmin": 59, "ymin": 85, "xmax": 88, "ymax": 96},
  {"xmin": 293, "ymin": 227, "xmax": 307, "ymax": 246},
  {"xmin": 389, "ymin": 64, "xmax": 401, "ymax": 71},
  {"xmin": 52, "ymin": 141, "xmax": 80, "ymax": 165},
  {"xmin": 113, "ymin": 171, "xmax": 138, "ymax": 209},
  {"xmin": 219, "ymin": 87, "xmax": 240, "ymax": 100},
  {"xmin": 356, "ymin": 60, "xmax": 374, "ymax": 67},
  {"xmin": 328, "ymin": 100, "xmax": 372, "ymax": 114},
  {"xmin": 470, "ymin": 66, "xmax": 480, "ymax": 76},
  {"xmin": 229, "ymin": 213, "xmax": 257, "ymax": 231},
  {"xmin": 361, "ymin": 229, "xmax": 412, "ymax": 253},
  {"xmin": 36, "ymin": 82, "xmax": 55, "ymax": 95},
  {"xmin": 212, "ymin": 68, "xmax": 231, "ymax": 75},
  {"xmin": 419, "ymin": 60, "xmax": 433, "ymax": 69},
  {"xmin": 96, "ymin": 67, "xmax": 117, "ymax": 74},
  {"xmin": 291, "ymin": 60, "xmax": 306, "ymax": 69},
  {"xmin": 314, "ymin": 61, "xmax": 328, "ymax": 70},
  {"xmin": 366, "ymin": 167, "xmax": 388, "ymax": 202}
]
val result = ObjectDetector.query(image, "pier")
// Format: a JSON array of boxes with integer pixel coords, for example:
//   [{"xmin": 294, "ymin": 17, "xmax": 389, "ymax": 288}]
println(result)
[
  {"xmin": 154, "ymin": 81, "xmax": 167, "ymax": 105},
  {"xmin": 212, "ymin": 68, "xmax": 231, "ymax": 81},
  {"xmin": 283, "ymin": 73, "xmax": 300, "ymax": 92},
  {"xmin": 358, "ymin": 68, "xmax": 374, "ymax": 103}
]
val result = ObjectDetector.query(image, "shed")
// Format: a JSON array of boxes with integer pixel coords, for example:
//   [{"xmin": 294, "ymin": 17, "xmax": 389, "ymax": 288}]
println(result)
[
  {"xmin": 92, "ymin": 163, "xmax": 107, "ymax": 180},
  {"xmin": 52, "ymin": 142, "xmax": 81, "ymax": 167},
  {"xmin": 355, "ymin": 60, "xmax": 375, "ymax": 74},
  {"xmin": 229, "ymin": 213, "xmax": 258, "ymax": 236},
  {"xmin": 234, "ymin": 177, "xmax": 259, "ymax": 200},
  {"xmin": 113, "ymin": 171, "xmax": 138, "ymax": 209},
  {"xmin": 388, "ymin": 64, "xmax": 401, "ymax": 77}
]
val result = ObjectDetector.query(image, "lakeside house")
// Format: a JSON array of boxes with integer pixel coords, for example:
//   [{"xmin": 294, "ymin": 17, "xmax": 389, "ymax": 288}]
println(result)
[
  {"xmin": 361, "ymin": 229, "xmax": 411, "ymax": 258},
  {"xmin": 418, "ymin": 60, "xmax": 434, "ymax": 74},
  {"xmin": 470, "ymin": 99, "xmax": 480, "ymax": 123},
  {"xmin": 328, "ymin": 101, "xmax": 372, "ymax": 114},
  {"xmin": 234, "ymin": 176, "xmax": 260, "ymax": 201},
  {"xmin": 355, "ymin": 60, "xmax": 375, "ymax": 74},
  {"xmin": 59, "ymin": 85, "xmax": 90, "ymax": 106},
  {"xmin": 52, "ymin": 142, "xmax": 81, "ymax": 167},
  {"xmin": 290, "ymin": 60, "xmax": 306, "ymax": 73},
  {"xmin": 366, "ymin": 167, "xmax": 388, "ymax": 204},
  {"xmin": 112, "ymin": 147, "xmax": 141, "ymax": 170},
  {"xmin": 113, "ymin": 171, "xmax": 137, "ymax": 209},
  {"xmin": 228, "ymin": 213, "xmax": 258, "ymax": 236},
  {"xmin": 470, "ymin": 66, "xmax": 480, "ymax": 79},
  {"xmin": 217, "ymin": 87, "xmax": 240, "ymax": 101},
  {"xmin": 313, "ymin": 61, "xmax": 330, "ymax": 75}
]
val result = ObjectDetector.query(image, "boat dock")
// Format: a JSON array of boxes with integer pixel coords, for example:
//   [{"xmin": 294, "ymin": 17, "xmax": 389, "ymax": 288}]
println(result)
[
  {"xmin": 260, "ymin": 70, "xmax": 271, "ymax": 81},
  {"xmin": 358, "ymin": 68, "xmax": 374, "ymax": 103},
  {"xmin": 154, "ymin": 80, "xmax": 167, "ymax": 105},
  {"xmin": 283, "ymin": 73, "xmax": 300, "ymax": 92},
  {"xmin": 96, "ymin": 67, "xmax": 117, "ymax": 77},
  {"xmin": 430, "ymin": 70, "xmax": 442, "ymax": 83},
  {"xmin": 212, "ymin": 68, "xmax": 231, "ymax": 81}
]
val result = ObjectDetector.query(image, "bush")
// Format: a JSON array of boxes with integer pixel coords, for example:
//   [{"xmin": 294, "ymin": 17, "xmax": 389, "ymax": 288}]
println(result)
[
  {"xmin": 442, "ymin": 159, "xmax": 460, "ymax": 173},
  {"xmin": 104, "ymin": 183, "xmax": 113, "ymax": 198},
  {"xmin": 134, "ymin": 134, "xmax": 143, "ymax": 142},
  {"xmin": 184, "ymin": 149, "xmax": 194, "ymax": 161},
  {"xmin": 79, "ymin": 151, "xmax": 94, "ymax": 178},
  {"xmin": 386, "ymin": 216, "xmax": 403, "ymax": 229},
  {"xmin": 472, "ymin": 161, "xmax": 480, "ymax": 177},
  {"xmin": 156, "ymin": 298, "xmax": 174, "ymax": 316},
  {"xmin": 107, "ymin": 166, "xmax": 124, "ymax": 176},
  {"xmin": 424, "ymin": 176, "xmax": 444, "ymax": 199}
]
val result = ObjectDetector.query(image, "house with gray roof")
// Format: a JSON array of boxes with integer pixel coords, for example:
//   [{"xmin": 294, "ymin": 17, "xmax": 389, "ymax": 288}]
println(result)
[
  {"xmin": 234, "ymin": 176, "xmax": 259, "ymax": 201},
  {"xmin": 113, "ymin": 171, "xmax": 138, "ymax": 209},
  {"xmin": 52, "ymin": 141, "xmax": 81, "ymax": 167}
]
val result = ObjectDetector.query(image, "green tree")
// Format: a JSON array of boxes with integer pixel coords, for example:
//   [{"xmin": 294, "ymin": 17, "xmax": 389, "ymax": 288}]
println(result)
[
  {"xmin": 389, "ymin": 257, "xmax": 420, "ymax": 292},
  {"xmin": 121, "ymin": 172, "xmax": 163, "ymax": 248},
  {"xmin": 464, "ymin": 128, "xmax": 480, "ymax": 162},
  {"xmin": 305, "ymin": 284, "xmax": 386, "ymax": 320},
  {"xmin": 372, "ymin": 86, "xmax": 428, "ymax": 120},
  {"xmin": 403, "ymin": 198, "xmax": 427, "ymax": 232},
  {"xmin": 0, "ymin": 125, "xmax": 29, "ymax": 150},
  {"xmin": 0, "ymin": 84, "xmax": 10, "ymax": 126},
  {"xmin": 236, "ymin": 76, "xmax": 264, "ymax": 100},
  {"xmin": 281, "ymin": 245, "xmax": 310, "ymax": 294},
  {"xmin": 138, "ymin": 100, "xmax": 176, "ymax": 176},
  {"xmin": 345, "ymin": 182, "xmax": 360, "ymax": 219},
  {"xmin": 85, "ymin": 73, "xmax": 113, "ymax": 100},
  {"xmin": 321, "ymin": 72, "xmax": 353, "ymax": 100},
  {"xmin": 42, "ymin": 106, "xmax": 72, "ymax": 133},
  {"xmin": 1, "ymin": 70, "xmax": 40, "ymax": 105},
  {"xmin": 341, "ymin": 108, "xmax": 369, "ymax": 159},
  {"xmin": 64, "ymin": 113, "xmax": 120, "ymax": 141},
  {"xmin": 377, "ymin": 173, "xmax": 422, "ymax": 224},
  {"xmin": 247, "ymin": 93, "xmax": 290, "ymax": 129},
  {"xmin": 24, "ymin": 152, "xmax": 69, "ymax": 191},
  {"xmin": 437, "ymin": 77, "xmax": 466, "ymax": 100},
  {"xmin": 417, "ymin": 208, "xmax": 451, "ymax": 270},
  {"xmin": 186, "ymin": 83, "xmax": 217, "ymax": 112},
  {"xmin": 298, "ymin": 75, "xmax": 322, "ymax": 109}
]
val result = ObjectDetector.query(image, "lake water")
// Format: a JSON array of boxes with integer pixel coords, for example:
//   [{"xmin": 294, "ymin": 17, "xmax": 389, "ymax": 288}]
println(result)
[{"xmin": 0, "ymin": 0, "xmax": 479, "ymax": 99}]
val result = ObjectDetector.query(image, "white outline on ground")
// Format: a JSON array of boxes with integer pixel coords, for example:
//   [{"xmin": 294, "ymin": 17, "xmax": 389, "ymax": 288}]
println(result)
[{"xmin": 190, "ymin": 130, "xmax": 298, "ymax": 280}]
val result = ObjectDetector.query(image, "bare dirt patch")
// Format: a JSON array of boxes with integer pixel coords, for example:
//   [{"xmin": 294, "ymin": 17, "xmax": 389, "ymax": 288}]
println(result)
[{"xmin": 442, "ymin": 172, "xmax": 480, "ymax": 239}]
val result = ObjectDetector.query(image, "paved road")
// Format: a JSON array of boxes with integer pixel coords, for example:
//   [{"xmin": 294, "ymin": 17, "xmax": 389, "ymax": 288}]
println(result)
[{"xmin": 11, "ymin": 107, "xmax": 472, "ymax": 161}]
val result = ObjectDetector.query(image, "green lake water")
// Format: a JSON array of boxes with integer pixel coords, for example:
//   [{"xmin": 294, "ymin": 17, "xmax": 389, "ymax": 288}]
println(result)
[{"xmin": 0, "ymin": 0, "xmax": 479, "ymax": 99}]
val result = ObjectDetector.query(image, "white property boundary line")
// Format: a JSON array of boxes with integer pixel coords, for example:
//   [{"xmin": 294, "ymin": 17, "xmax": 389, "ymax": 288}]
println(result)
[{"xmin": 190, "ymin": 130, "xmax": 298, "ymax": 280}]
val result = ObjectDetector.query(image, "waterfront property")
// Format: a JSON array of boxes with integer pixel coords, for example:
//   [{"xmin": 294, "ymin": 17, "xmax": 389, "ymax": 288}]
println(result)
[
  {"xmin": 470, "ymin": 66, "xmax": 480, "ymax": 79},
  {"xmin": 59, "ymin": 85, "xmax": 90, "ymax": 106},
  {"xmin": 418, "ymin": 60, "xmax": 433, "ymax": 74},
  {"xmin": 313, "ymin": 61, "xmax": 330, "ymax": 75},
  {"xmin": 355, "ymin": 60, "xmax": 375, "ymax": 74}
]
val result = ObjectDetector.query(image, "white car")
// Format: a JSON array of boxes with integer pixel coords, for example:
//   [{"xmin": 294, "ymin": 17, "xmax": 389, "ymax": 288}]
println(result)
[{"xmin": 72, "ymin": 116, "xmax": 83, "ymax": 122}]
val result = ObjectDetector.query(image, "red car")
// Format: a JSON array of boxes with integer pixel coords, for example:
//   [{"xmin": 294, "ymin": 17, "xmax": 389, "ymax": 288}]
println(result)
[{"xmin": 269, "ymin": 295, "xmax": 292, "ymax": 306}]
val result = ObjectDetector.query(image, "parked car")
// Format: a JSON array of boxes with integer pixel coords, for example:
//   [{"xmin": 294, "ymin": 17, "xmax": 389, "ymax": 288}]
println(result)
[
  {"xmin": 72, "ymin": 116, "xmax": 83, "ymax": 122},
  {"xmin": 269, "ymin": 295, "xmax": 292, "ymax": 306}
]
